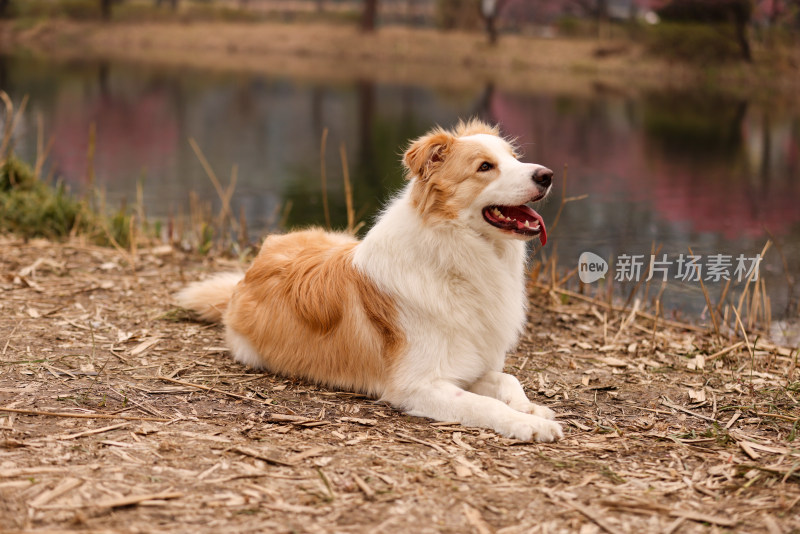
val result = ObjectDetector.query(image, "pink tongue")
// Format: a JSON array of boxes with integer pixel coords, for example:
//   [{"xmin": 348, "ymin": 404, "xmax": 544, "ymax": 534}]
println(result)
[
  {"xmin": 537, "ymin": 217, "xmax": 547, "ymax": 246},
  {"xmin": 513, "ymin": 205, "xmax": 547, "ymax": 246}
]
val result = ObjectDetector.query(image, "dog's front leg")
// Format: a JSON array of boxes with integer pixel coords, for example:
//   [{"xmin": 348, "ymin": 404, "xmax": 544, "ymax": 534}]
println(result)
[
  {"xmin": 396, "ymin": 380, "xmax": 562, "ymax": 442},
  {"xmin": 468, "ymin": 371, "xmax": 557, "ymax": 420}
]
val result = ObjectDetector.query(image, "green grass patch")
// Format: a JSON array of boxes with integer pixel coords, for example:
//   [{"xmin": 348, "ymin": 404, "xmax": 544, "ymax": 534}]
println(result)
[
  {"xmin": 0, "ymin": 156, "xmax": 84, "ymax": 239},
  {"xmin": 0, "ymin": 156, "xmax": 138, "ymax": 247},
  {"xmin": 8, "ymin": 0, "xmax": 103, "ymax": 21},
  {"xmin": 645, "ymin": 22, "xmax": 746, "ymax": 64},
  {"xmin": 5, "ymin": 0, "xmax": 355, "ymax": 25}
]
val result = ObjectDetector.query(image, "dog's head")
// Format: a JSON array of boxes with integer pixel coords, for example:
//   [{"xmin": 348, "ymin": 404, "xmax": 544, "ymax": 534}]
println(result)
[{"xmin": 403, "ymin": 119, "xmax": 552, "ymax": 245}]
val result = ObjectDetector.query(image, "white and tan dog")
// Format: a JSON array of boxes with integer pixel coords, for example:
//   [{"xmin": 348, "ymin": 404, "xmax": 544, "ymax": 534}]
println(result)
[{"xmin": 177, "ymin": 120, "xmax": 563, "ymax": 442}]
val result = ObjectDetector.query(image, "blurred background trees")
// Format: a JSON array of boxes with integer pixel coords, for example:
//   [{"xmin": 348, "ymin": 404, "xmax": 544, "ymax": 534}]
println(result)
[
  {"xmin": 652, "ymin": 0, "xmax": 754, "ymax": 61},
  {"xmin": 0, "ymin": 0, "xmax": 796, "ymax": 56},
  {"xmin": 361, "ymin": 0, "xmax": 377, "ymax": 30},
  {"xmin": 481, "ymin": 0, "xmax": 509, "ymax": 44}
]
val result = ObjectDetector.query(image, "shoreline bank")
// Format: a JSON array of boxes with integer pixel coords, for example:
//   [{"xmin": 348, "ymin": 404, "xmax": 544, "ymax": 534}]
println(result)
[{"xmin": 1, "ymin": 20, "xmax": 799, "ymax": 100}]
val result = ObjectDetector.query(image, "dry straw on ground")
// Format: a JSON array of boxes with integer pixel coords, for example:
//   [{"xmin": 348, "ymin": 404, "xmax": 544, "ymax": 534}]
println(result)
[{"xmin": 1, "ymin": 235, "xmax": 798, "ymax": 533}]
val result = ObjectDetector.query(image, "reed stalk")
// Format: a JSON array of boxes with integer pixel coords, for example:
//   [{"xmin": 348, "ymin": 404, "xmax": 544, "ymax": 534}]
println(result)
[
  {"xmin": 339, "ymin": 142, "xmax": 355, "ymax": 234},
  {"xmin": 688, "ymin": 246, "xmax": 721, "ymax": 344},
  {"xmin": 0, "ymin": 92, "xmax": 28, "ymax": 163},
  {"xmin": 320, "ymin": 127, "xmax": 331, "ymax": 229}
]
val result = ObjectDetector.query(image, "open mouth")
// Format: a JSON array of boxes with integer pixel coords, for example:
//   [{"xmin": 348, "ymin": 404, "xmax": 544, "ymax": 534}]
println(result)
[{"xmin": 482, "ymin": 205, "xmax": 547, "ymax": 245}]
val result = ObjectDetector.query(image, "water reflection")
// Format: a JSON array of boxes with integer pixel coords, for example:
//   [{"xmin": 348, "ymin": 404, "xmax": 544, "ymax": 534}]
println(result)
[{"xmin": 4, "ymin": 54, "xmax": 799, "ymax": 318}]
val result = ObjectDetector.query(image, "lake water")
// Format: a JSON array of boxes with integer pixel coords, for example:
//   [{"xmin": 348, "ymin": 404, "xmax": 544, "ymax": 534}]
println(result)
[{"xmin": 4, "ymin": 54, "xmax": 800, "ymax": 329}]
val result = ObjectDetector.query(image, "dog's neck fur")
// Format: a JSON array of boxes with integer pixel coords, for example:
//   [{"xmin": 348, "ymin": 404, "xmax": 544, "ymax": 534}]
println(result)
[
  {"xmin": 358, "ymin": 184, "xmax": 527, "ymax": 271},
  {"xmin": 354, "ymin": 183, "xmax": 529, "ymax": 396}
]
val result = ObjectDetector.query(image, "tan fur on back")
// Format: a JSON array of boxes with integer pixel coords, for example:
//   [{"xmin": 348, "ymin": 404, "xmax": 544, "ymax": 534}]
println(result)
[{"xmin": 224, "ymin": 229, "xmax": 404, "ymax": 396}]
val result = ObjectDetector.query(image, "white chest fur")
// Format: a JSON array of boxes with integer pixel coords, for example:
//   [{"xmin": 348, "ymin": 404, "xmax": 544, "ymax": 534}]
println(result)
[{"xmin": 353, "ymin": 187, "xmax": 529, "ymax": 395}]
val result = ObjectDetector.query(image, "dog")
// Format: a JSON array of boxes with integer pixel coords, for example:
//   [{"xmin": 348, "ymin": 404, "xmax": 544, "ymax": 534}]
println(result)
[{"xmin": 177, "ymin": 120, "xmax": 563, "ymax": 442}]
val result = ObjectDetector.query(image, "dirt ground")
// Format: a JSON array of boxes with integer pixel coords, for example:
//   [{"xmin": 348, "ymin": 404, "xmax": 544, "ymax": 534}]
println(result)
[{"xmin": 1, "ymin": 235, "xmax": 798, "ymax": 533}]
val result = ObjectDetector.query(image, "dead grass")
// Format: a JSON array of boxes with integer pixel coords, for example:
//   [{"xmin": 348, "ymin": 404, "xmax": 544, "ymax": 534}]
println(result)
[{"xmin": 1, "ymin": 235, "xmax": 798, "ymax": 533}]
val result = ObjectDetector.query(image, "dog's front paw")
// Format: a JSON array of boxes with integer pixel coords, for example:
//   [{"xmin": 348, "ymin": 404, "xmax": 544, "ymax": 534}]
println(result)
[
  {"xmin": 512, "ymin": 402, "xmax": 557, "ymax": 420},
  {"xmin": 505, "ymin": 416, "xmax": 563, "ymax": 442},
  {"xmin": 531, "ymin": 419, "xmax": 564, "ymax": 442}
]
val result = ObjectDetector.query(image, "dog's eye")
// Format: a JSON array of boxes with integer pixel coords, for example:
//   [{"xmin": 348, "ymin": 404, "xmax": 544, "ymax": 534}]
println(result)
[{"xmin": 478, "ymin": 162, "xmax": 494, "ymax": 172}]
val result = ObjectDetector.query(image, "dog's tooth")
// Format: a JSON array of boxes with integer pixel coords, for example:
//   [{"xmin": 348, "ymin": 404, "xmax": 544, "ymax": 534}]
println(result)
[
  {"xmin": 524, "ymin": 220, "xmax": 530, "ymax": 228},
  {"xmin": 493, "ymin": 208, "xmax": 502, "ymax": 217}
]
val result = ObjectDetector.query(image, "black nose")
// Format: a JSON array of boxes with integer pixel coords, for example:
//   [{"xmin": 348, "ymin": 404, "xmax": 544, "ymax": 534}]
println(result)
[{"xmin": 533, "ymin": 167, "xmax": 553, "ymax": 188}]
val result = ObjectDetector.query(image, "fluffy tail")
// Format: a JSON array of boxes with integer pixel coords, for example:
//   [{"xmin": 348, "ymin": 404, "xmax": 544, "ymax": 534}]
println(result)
[{"xmin": 175, "ymin": 272, "xmax": 244, "ymax": 323}]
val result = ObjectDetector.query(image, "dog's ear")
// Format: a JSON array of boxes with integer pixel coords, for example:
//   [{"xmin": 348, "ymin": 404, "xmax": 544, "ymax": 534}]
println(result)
[{"xmin": 403, "ymin": 130, "xmax": 454, "ymax": 182}]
